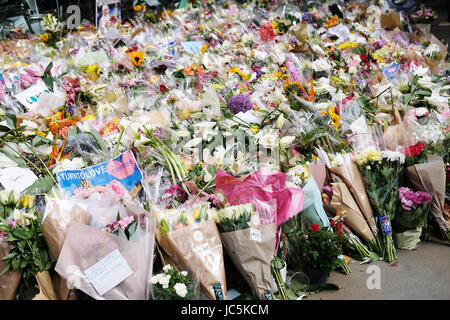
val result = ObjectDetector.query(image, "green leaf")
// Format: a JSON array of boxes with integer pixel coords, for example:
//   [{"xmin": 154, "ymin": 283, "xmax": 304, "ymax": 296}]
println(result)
[
  {"xmin": 118, "ymin": 226, "xmax": 127, "ymax": 240},
  {"xmin": 32, "ymin": 135, "xmax": 55, "ymax": 147},
  {"xmin": 0, "ymin": 263, "xmax": 11, "ymax": 276},
  {"xmin": 44, "ymin": 62, "xmax": 53, "ymax": 76},
  {"xmin": 5, "ymin": 114, "xmax": 17, "ymax": 129},
  {"xmin": 11, "ymin": 256, "xmax": 20, "ymax": 270},
  {"xmin": 21, "ymin": 176, "xmax": 55, "ymax": 195},
  {"xmin": 1, "ymin": 252, "xmax": 16, "ymax": 261},
  {"xmin": 20, "ymin": 259, "xmax": 28, "ymax": 269},
  {"xmin": 0, "ymin": 148, "xmax": 27, "ymax": 168},
  {"xmin": 0, "ymin": 125, "xmax": 11, "ymax": 132},
  {"xmin": 11, "ymin": 228, "xmax": 34, "ymax": 240},
  {"xmin": 43, "ymin": 77, "xmax": 54, "ymax": 91}
]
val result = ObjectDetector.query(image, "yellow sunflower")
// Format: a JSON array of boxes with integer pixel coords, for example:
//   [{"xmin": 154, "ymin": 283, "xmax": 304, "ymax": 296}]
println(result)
[{"xmin": 129, "ymin": 51, "xmax": 145, "ymax": 67}]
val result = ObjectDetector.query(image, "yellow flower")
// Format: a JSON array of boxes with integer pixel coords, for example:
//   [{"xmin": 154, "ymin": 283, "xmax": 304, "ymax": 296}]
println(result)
[
  {"xmin": 129, "ymin": 50, "xmax": 145, "ymax": 67},
  {"xmin": 134, "ymin": 4, "xmax": 143, "ymax": 11},
  {"xmin": 86, "ymin": 65, "xmax": 101, "ymax": 80},
  {"xmin": 200, "ymin": 44, "xmax": 208, "ymax": 53},
  {"xmin": 250, "ymin": 125, "xmax": 259, "ymax": 134},
  {"xmin": 40, "ymin": 33, "xmax": 50, "ymax": 42},
  {"xmin": 337, "ymin": 42, "xmax": 358, "ymax": 50}
]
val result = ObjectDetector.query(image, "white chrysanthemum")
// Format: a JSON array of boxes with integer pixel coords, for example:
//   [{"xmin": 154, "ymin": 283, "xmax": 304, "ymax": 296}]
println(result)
[
  {"xmin": 380, "ymin": 151, "xmax": 405, "ymax": 164},
  {"xmin": 163, "ymin": 264, "xmax": 172, "ymax": 272}
]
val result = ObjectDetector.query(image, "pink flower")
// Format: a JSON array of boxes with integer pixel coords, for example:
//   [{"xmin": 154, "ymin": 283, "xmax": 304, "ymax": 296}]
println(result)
[{"xmin": 110, "ymin": 180, "xmax": 126, "ymax": 197}]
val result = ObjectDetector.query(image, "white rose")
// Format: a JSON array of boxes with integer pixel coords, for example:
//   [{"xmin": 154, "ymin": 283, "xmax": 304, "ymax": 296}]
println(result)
[
  {"xmin": 181, "ymin": 271, "xmax": 188, "ymax": 277},
  {"xmin": 163, "ymin": 264, "xmax": 172, "ymax": 272},
  {"xmin": 174, "ymin": 283, "xmax": 188, "ymax": 298}
]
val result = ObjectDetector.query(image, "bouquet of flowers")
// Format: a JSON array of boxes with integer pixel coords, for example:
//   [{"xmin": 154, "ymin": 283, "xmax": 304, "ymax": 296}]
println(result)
[
  {"xmin": 153, "ymin": 204, "xmax": 227, "ymax": 300},
  {"xmin": 392, "ymin": 187, "xmax": 432, "ymax": 249},
  {"xmin": 410, "ymin": 7, "xmax": 438, "ymax": 24},
  {"xmin": 150, "ymin": 264, "xmax": 199, "ymax": 300},
  {"xmin": 405, "ymin": 155, "xmax": 449, "ymax": 241},
  {"xmin": 214, "ymin": 203, "xmax": 276, "ymax": 300},
  {"xmin": 0, "ymin": 207, "xmax": 56, "ymax": 299},
  {"xmin": 327, "ymin": 153, "xmax": 379, "ymax": 249},
  {"xmin": 54, "ymin": 204, "xmax": 156, "ymax": 300},
  {"xmin": 356, "ymin": 149, "xmax": 405, "ymax": 262}
]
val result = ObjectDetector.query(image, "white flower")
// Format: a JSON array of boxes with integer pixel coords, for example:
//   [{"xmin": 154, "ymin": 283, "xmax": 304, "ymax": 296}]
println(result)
[
  {"xmin": 311, "ymin": 58, "xmax": 332, "ymax": 72},
  {"xmin": 426, "ymin": 88, "xmax": 448, "ymax": 111},
  {"xmin": 256, "ymin": 129, "xmax": 278, "ymax": 148},
  {"xmin": 184, "ymin": 137, "xmax": 203, "ymax": 149},
  {"xmin": 276, "ymin": 114, "xmax": 285, "ymax": 129},
  {"xmin": 53, "ymin": 157, "xmax": 87, "ymax": 173},
  {"xmin": 163, "ymin": 264, "xmax": 172, "ymax": 272},
  {"xmin": 181, "ymin": 271, "xmax": 188, "ymax": 277},
  {"xmin": 158, "ymin": 274, "xmax": 171, "ymax": 289},
  {"xmin": 150, "ymin": 273, "xmax": 163, "ymax": 284},
  {"xmin": 413, "ymin": 65, "xmax": 429, "ymax": 76},
  {"xmin": 173, "ymin": 130, "xmax": 191, "ymax": 138},
  {"xmin": 174, "ymin": 283, "xmax": 188, "ymax": 298},
  {"xmin": 424, "ymin": 44, "xmax": 440, "ymax": 58},
  {"xmin": 279, "ymin": 136, "xmax": 295, "ymax": 148},
  {"xmin": 380, "ymin": 151, "xmax": 405, "ymax": 164},
  {"xmin": 0, "ymin": 190, "xmax": 19, "ymax": 205}
]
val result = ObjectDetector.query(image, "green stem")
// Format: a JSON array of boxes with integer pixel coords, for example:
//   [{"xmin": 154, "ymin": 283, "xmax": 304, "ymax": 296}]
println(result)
[
  {"xmin": 87, "ymin": 131, "xmax": 108, "ymax": 160},
  {"xmin": 0, "ymin": 138, "xmax": 43, "ymax": 173},
  {"xmin": 190, "ymin": 175, "xmax": 215, "ymax": 204},
  {"xmin": 21, "ymin": 139, "xmax": 57, "ymax": 184},
  {"xmin": 114, "ymin": 128, "xmax": 125, "ymax": 158}
]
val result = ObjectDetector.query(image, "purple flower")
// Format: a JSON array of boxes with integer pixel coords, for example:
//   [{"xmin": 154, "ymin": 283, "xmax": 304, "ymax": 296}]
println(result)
[
  {"xmin": 227, "ymin": 94, "xmax": 253, "ymax": 115},
  {"xmin": 302, "ymin": 12, "xmax": 313, "ymax": 23}
]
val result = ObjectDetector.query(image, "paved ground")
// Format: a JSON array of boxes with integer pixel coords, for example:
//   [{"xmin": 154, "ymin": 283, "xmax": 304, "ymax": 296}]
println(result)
[{"xmin": 306, "ymin": 238, "xmax": 450, "ymax": 300}]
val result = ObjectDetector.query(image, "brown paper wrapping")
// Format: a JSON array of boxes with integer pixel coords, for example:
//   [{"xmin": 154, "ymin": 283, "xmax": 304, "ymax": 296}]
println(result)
[
  {"xmin": 42, "ymin": 203, "xmax": 88, "ymax": 300},
  {"xmin": 32, "ymin": 271, "xmax": 58, "ymax": 300},
  {"xmin": 220, "ymin": 224, "xmax": 276, "ymax": 299},
  {"xmin": 308, "ymin": 163, "xmax": 327, "ymax": 192},
  {"xmin": 330, "ymin": 182, "xmax": 374, "ymax": 242},
  {"xmin": 43, "ymin": 204, "xmax": 88, "ymax": 261},
  {"xmin": 292, "ymin": 23, "xmax": 309, "ymax": 43},
  {"xmin": 380, "ymin": 11, "xmax": 401, "ymax": 30},
  {"xmin": 0, "ymin": 245, "xmax": 22, "ymax": 300},
  {"xmin": 424, "ymin": 35, "xmax": 447, "ymax": 74},
  {"xmin": 156, "ymin": 219, "xmax": 227, "ymax": 300},
  {"xmin": 406, "ymin": 156, "xmax": 449, "ymax": 233},
  {"xmin": 330, "ymin": 164, "xmax": 377, "ymax": 236}
]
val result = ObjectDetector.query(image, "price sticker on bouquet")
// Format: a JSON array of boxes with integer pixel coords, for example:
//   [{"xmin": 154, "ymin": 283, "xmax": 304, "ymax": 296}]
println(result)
[{"xmin": 249, "ymin": 228, "xmax": 262, "ymax": 242}]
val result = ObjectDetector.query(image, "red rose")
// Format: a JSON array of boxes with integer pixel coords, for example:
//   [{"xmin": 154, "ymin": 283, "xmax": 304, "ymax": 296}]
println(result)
[
  {"xmin": 415, "ymin": 142, "xmax": 425, "ymax": 155},
  {"xmin": 360, "ymin": 54, "xmax": 368, "ymax": 62},
  {"xmin": 330, "ymin": 220, "xmax": 336, "ymax": 227},
  {"xmin": 160, "ymin": 84, "xmax": 168, "ymax": 92},
  {"xmin": 403, "ymin": 145, "xmax": 416, "ymax": 157},
  {"xmin": 310, "ymin": 224, "xmax": 320, "ymax": 232}
]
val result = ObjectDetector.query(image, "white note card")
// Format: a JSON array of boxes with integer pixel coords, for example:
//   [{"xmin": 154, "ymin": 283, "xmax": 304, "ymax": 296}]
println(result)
[
  {"xmin": 0, "ymin": 167, "xmax": 38, "ymax": 192},
  {"xmin": 84, "ymin": 249, "xmax": 133, "ymax": 296}
]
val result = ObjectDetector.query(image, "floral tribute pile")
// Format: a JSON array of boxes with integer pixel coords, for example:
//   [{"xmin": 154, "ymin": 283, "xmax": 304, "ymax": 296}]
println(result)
[{"xmin": 0, "ymin": 0, "xmax": 448, "ymax": 300}]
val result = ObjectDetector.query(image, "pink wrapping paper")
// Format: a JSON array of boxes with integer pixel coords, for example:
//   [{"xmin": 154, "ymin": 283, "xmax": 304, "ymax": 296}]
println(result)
[{"xmin": 215, "ymin": 169, "xmax": 305, "ymax": 228}]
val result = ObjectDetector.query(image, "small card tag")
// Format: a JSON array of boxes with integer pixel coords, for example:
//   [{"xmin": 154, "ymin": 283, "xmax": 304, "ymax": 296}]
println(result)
[
  {"xmin": 264, "ymin": 290, "xmax": 274, "ymax": 300},
  {"xmin": 379, "ymin": 215, "xmax": 392, "ymax": 235},
  {"xmin": 212, "ymin": 282, "xmax": 224, "ymax": 300},
  {"xmin": 193, "ymin": 243, "xmax": 212, "ymax": 258},
  {"xmin": 84, "ymin": 249, "xmax": 133, "ymax": 296},
  {"xmin": 250, "ymin": 228, "xmax": 261, "ymax": 242},
  {"xmin": 0, "ymin": 167, "xmax": 38, "ymax": 192}
]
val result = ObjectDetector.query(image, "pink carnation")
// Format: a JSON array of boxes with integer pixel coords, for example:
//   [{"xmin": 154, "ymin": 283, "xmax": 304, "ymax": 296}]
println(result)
[{"xmin": 110, "ymin": 180, "xmax": 126, "ymax": 197}]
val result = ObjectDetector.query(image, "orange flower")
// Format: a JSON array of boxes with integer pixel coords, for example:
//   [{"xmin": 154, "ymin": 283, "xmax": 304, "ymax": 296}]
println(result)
[
  {"xmin": 184, "ymin": 66, "xmax": 194, "ymax": 76},
  {"xmin": 325, "ymin": 15, "xmax": 339, "ymax": 28}
]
